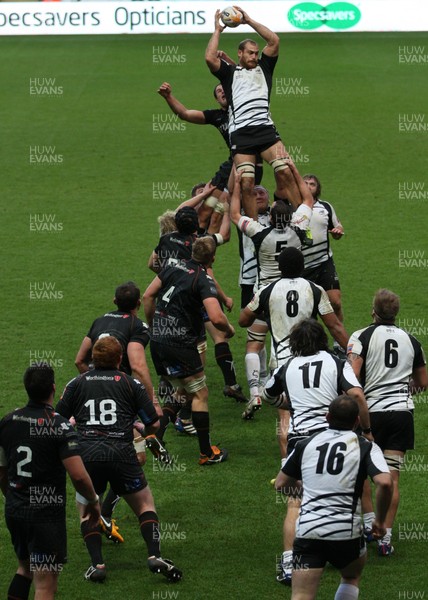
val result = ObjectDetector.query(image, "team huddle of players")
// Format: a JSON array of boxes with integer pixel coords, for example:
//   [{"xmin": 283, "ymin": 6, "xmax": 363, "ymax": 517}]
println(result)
[{"xmin": 0, "ymin": 7, "xmax": 427, "ymax": 600}]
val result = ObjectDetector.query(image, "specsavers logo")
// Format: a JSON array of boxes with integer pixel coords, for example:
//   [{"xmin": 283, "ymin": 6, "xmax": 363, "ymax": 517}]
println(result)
[{"xmin": 288, "ymin": 2, "xmax": 361, "ymax": 30}]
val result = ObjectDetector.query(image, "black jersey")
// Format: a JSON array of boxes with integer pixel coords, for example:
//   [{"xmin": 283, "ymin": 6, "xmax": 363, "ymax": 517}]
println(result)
[
  {"xmin": 154, "ymin": 232, "xmax": 195, "ymax": 271},
  {"xmin": 87, "ymin": 311, "xmax": 150, "ymax": 375},
  {"xmin": 0, "ymin": 402, "xmax": 79, "ymax": 522},
  {"xmin": 56, "ymin": 369, "xmax": 158, "ymax": 463},
  {"xmin": 151, "ymin": 258, "xmax": 218, "ymax": 348},
  {"xmin": 203, "ymin": 108, "xmax": 231, "ymax": 153}
]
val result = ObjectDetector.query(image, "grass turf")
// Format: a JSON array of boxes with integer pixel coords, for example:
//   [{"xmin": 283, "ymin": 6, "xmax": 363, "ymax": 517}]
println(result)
[{"xmin": 0, "ymin": 31, "xmax": 427, "ymax": 599}]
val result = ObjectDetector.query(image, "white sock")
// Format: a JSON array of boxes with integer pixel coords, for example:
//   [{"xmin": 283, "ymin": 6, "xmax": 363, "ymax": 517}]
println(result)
[
  {"xmin": 245, "ymin": 352, "xmax": 260, "ymax": 399},
  {"xmin": 363, "ymin": 512, "xmax": 375, "ymax": 530},
  {"xmin": 378, "ymin": 528, "xmax": 392, "ymax": 545},
  {"xmin": 334, "ymin": 583, "xmax": 359, "ymax": 600},
  {"xmin": 259, "ymin": 346, "xmax": 268, "ymax": 386},
  {"xmin": 282, "ymin": 550, "xmax": 293, "ymax": 565}
]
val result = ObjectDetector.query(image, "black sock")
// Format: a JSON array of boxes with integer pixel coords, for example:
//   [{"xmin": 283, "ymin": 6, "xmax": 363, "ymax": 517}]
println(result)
[
  {"xmin": 158, "ymin": 404, "xmax": 180, "ymax": 440},
  {"xmin": 101, "ymin": 488, "xmax": 120, "ymax": 519},
  {"xmin": 178, "ymin": 405, "xmax": 192, "ymax": 420},
  {"xmin": 7, "ymin": 574, "xmax": 31, "ymax": 600},
  {"xmin": 81, "ymin": 520, "xmax": 103, "ymax": 566},
  {"xmin": 214, "ymin": 342, "xmax": 236, "ymax": 386},
  {"xmin": 139, "ymin": 511, "xmax": 160, "ymax": 557},
  {"xmin": 192, "ymin": 411, "xmax": 211, "ymax": 456}
]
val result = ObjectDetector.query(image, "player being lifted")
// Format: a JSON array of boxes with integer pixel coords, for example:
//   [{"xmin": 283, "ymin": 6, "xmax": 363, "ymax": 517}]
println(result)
[{"xmin": 205, "ymin": 6, "xmax": 313, "ymax": 230}]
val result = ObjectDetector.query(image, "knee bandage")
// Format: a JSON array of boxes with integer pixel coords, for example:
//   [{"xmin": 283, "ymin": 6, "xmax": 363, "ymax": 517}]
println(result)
[
  {"xmin": 204, "ymin": 195, "xmax": 218, "ymax": 209},
  {"xmin": 184, "ymin": 375, "xmax": 207, "ymax": 394},
  {"xmin": 197, "ymin": 340, "xmax": 208, "ymax": 354},
  {"xmin": 133, "ymin": 436, "xmax": 147, "ymax": 454},
  {"xmin": 385, "ymin": 454, "xmax": 404, "ymax": 471},
  {"xmin": 236, "ymin": 162, "xmax": 255, "ymax": 178},
  {"xmin": 269, "ymin": 157, "xmax": 289, "ymax": 173},
  {"xmin": 214, "ymin": 202, "xmax": 225, "ymax": 215},
  {"xmin": 247, "ymin": 328, "xmax": 267, "ymax": 343}
]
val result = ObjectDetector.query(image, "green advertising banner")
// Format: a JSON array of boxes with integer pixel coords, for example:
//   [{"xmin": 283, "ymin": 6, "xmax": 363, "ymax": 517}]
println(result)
[{"xmin": 288, "ymin": 2, "xmax": 362, "ymax": 30}]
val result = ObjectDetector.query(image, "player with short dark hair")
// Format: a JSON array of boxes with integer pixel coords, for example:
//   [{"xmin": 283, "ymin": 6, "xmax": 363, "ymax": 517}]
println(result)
[
  {"xmin": 0, "ymin": 363, "xmax": 100, "ymax": 600},
  {"xmin": 262, "ymin": 319, "xmax": 369, "ymax": 585},
  {"xmin": 275, "ymin": 395, "xmax": 393, "ymax": 599},
  {"xmin": 348, "ymin": 289, "xmax": 428, "ymax": 556},
  {"xmin": 302, "ymin": 174, "xmax": 345, "ymax": 356},
  {"xmin": 143, "ymin": 237, "xmax": 235, "ymax": 465},
  {"xmin": 56, "ymin": 337, "xmax": 182, "ymax": 583}
]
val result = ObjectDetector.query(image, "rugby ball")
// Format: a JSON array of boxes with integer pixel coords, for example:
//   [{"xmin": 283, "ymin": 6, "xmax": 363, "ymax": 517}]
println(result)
[{"xmin": 221, "ymin": 6, "xmax": 243, "ymax": 28}]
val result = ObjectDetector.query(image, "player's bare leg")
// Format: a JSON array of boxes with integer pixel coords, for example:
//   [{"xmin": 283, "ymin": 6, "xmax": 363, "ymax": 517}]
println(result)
[
  {"xmin": 262, "ymin": 142, "xmax": 302, "ymax": 209},
  {"xmin": 377, "ymin": 450, "xmax": 403, "ymax": 554},
  {"xmin": 198, "ymin": 187, "xmax": 222, "ymax": 230},
  {"xmin": 291, "ymin": 567, "xmax": 323, "ymax": 600},
  {"xmin": 234, "ymin": 153, "xmax": 257, "ymax": 220},
  {"xmin": 278, "ymin": 497, "xmax": 301, "ymax": 585},
  {"xmin": 278, "ymin": 409, "xmax": 290, "ymax": 459},
  {"xmin": 33, "ymin": 571, "xmax": 58, "ymax": 600},
  {"xmin": 336, "ymin": 554, "xmax": 366, "ymax": 599}
]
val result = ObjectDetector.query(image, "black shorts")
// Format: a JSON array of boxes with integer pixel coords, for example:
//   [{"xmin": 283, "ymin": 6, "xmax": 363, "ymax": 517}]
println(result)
[
  {"xmin": 240, "ymin": 284, "xmax": 255, "ymax": 309},
  {"xmin": 303, "ymin": 257, "xmax": 340, "ymax": 291},
  {"xmin": 287, "ymin": 428, "xmax": 326, "ymax": 454},
  {"xmin": 230, "ymin": 125, "xmax": 281, "ymax": 156},
  {"xmin": 293, "ymin": 535, "xmax": 366, "ymax": 571},
  {"xmin": 211, "ymin": 158, "xmax": 233, "ymax": 191},
  {"xmin": 150, "ymin": 340, "xmax": 203, "ymax": 379},
  {"xmin": 370, "ymin": 410, "xmax": 414, "ymax": 452},
  {"xmin": 84, "ymin": 460, "xmax": 147, "ymax": 497},
  {"xmin": 6, "ymin": 515, "xmax": 67, "ymax": 569}
]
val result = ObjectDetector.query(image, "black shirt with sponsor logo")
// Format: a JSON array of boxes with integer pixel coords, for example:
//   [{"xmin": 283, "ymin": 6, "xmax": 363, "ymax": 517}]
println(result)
[
  {"xmin": 0, "ymin": 402, "xmax": 80, "ymax": 522},
  {"xmin": 203, "ymin": 108, "xmax": 231, "ymax": 153},
  {"xmin": 87, "ymin": 311, "xmax": 150, "ymax": 375},
  {"xmin": 154, "ymin": 232, "xmax": 195, "ymax": 271},
  {"xmin": 151, "ymin": 258, "xmax": 218, "ymax": 348},
  {"xmin": 56, "ymin": 369, "xmax": 158, "ymax": 464}
]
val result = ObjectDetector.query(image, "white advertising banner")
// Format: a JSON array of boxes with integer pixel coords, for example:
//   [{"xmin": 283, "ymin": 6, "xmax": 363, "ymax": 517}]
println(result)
[{"xmin": 0, "ymin": 1, "xmax": 426, "ymax": 36}]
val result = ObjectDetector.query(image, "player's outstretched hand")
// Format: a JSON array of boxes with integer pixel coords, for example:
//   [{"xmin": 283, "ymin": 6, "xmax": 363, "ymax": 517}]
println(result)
[
  {"xmin": 157, "ymin": 82, "xmax": 171, "ymax": 97},
  {"xmin": 215, "ymin": 9, "xmax": 225, "ymax": 32},
  {"xmin": 233, "ymin": 6, "xmax": 250, "ymax": 24}
]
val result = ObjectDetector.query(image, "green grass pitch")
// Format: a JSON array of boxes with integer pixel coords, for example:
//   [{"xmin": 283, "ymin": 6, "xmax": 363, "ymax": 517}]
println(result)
[{"xmin": 0, "ymin": 31, "xmax": 427, "ymax": 599}]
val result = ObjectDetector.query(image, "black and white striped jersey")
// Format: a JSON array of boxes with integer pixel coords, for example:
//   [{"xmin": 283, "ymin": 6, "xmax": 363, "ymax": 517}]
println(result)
[
  {"xmin": 247, "ymin": 278, "xmax": 334, "ymax": 366},
  {"xmin": 238, "ymin": 211, "xmax": 271, "ymax": 286},
  {"xmin": 264, "ymin": 351, "xmax": 361, "ymax": 433},
  {"xmin": 283, "ymin": 429, "xmax": 389, "ymax": 540},
  {"xmin": 348, "ymin": 324, "xmax": 426, "ymax": 412},
  {"xmin": 302, "ymin": 200, "xmax": 341, "ymax": 270},
  {"xmin": 214, "ymin": 54, "xmax": 277, "ymax": 135},
  {"xmin": 238, "ymin": 216, "xmax": 301, "ymax": 289}
]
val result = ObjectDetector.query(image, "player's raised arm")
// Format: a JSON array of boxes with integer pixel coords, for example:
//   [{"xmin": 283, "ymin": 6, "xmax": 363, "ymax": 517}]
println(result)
[
  {"xmin": 205, "ymin": 10, "xmax": 225, "ymax": 72},
  {"xmin": 157, "ymin": 82, "xmax": 207, "ymax": 124},
  {"xmin": 234, "ymin": 6, "xmax": 279, "ymax": 56}
]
